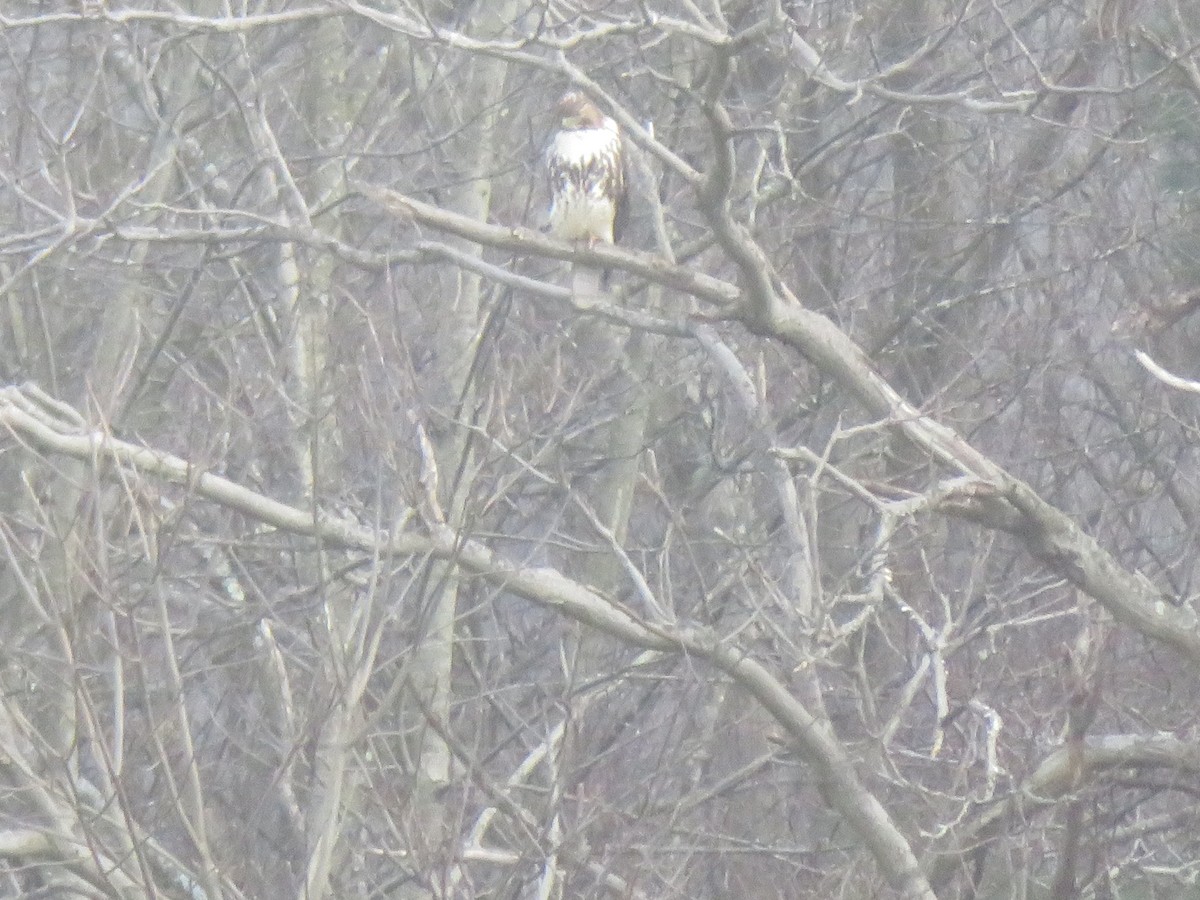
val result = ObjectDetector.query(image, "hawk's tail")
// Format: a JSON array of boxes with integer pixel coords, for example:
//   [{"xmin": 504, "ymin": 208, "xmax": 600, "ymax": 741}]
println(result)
[{"xmin": 570, "ymin": 263, "xmax": 605, "ymax": 304}]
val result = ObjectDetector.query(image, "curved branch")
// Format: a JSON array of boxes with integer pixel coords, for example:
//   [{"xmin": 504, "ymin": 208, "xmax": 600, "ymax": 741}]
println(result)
[
  {"xmin": 694, "ymin": 52, "xmax": 786, "ymax": 324},
  {"xmin": 934, "ymin": 479, "xmax": 1200, "ymax": 663},
  {"xmin": 0, "ymin": 383, "xmax": 935, "ymax": 899},
  {"xmin": 1135, "ymin": 349, "xmax": 1200, "ymax": 395},
  {"xmin": 928, "ymin": 734, "xmax": 1200, "ymax": 891}
]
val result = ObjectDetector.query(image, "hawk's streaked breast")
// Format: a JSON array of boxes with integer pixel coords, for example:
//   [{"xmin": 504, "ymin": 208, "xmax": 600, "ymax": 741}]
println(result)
[{"xmin": 546, "ymin": 97, "xmax": 624, "ymax": 245}]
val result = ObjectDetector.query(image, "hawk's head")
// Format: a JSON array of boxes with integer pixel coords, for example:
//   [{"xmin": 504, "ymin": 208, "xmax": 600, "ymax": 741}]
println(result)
[{"xmin": 556, "ymin": 92, "xmax": 607, "ymax": 131}]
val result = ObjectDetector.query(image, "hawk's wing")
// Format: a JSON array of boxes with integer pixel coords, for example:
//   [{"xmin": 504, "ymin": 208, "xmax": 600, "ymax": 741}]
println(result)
[{"xmin": 609, "ymin": 138, "xmax": 629, "ymax": 246}]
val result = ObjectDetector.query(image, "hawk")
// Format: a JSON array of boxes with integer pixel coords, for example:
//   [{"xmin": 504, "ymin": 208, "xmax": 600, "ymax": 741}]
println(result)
[{"xmin": 546, "ymin": 91, "xmax": 626, "ymax": 296}]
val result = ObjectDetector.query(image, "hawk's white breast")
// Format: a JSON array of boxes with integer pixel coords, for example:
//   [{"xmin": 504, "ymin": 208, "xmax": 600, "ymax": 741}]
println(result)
[{"xmin": 547, "ymin": 122, "xmax": 622, "ymax": 244}]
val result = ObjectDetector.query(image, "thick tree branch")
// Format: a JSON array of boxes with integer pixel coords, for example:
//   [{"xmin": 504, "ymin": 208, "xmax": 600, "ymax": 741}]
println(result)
[
  {"xmin": 928, "ymin": 734, "xmax": 1200, "ymax": 891},
  {"xmin": 0, "ymin": 383, "xmax": 936, "ymax": 899},
  {"xmin": 414, "ymin": 240, "xmax": 693, "ymax": 335},
  {"xmin": 935, "ymin": 480, "xmax": 1200, "ymax": 662},
  {"xmin": 366, "ymin": 186, "xmax": 739, "ymax": 306}
]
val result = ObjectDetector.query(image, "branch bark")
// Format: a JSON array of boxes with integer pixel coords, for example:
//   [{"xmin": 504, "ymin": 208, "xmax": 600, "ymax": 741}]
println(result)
[{"xmin": 928, "ymin": 734, "xmax": 1200, "ymax": 891}]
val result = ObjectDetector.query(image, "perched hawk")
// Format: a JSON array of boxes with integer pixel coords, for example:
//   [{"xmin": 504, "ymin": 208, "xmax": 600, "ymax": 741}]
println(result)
[{"xmin": 546, "ymin": 92, "xmax": 626, "ymax": 296}]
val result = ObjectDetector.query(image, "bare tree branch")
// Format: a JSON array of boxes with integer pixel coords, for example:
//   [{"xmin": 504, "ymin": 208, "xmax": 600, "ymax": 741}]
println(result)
[
  {"xmin": 1134, "ymin": 349, "xmax": 1200, "ymax": 395},
  {"xmin": 0, "ymin": 383, "xmax": 936, "ymax": 899}
]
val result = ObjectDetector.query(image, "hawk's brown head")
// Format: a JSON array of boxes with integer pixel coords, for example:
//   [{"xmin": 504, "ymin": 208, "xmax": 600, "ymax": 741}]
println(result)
[{"xmin": 556, "ymin": 92, "xmax": 606, "ymax": 131}]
